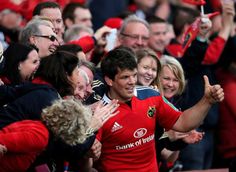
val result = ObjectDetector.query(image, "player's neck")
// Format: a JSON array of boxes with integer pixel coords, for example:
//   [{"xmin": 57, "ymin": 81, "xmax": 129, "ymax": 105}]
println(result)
[{"xmin": 107, "ymin": 91, "xmax": 131, "ymax": 103}]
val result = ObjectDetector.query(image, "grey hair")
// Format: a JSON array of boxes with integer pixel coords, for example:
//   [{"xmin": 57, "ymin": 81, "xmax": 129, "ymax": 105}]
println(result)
[
  {"xmin": 41, "ymin": 98, "xmax": 93, "ymax": 145},
  {"xmin": 119, "ymin": 15, "xmax": 150, "ymax": 35},
  {"xmin": 64, "ymin": 24, "xmax": 94, "ymax": 43},
  {"xmin": 80, "ymin": 60, "xmax": 95, "ymax": 75},
  {"xmin": 79, "ymin": 69, "xmax": 90, "ymax": 85},
  {"xmin": 19, "ymin": 18, "xmax": 53, "ymax": 44}
]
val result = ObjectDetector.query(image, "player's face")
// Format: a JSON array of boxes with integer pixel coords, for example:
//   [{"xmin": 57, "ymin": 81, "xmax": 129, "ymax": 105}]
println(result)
[{"xmin": 108, "ymin": 69, "xmax": 137, "ymax": 102}]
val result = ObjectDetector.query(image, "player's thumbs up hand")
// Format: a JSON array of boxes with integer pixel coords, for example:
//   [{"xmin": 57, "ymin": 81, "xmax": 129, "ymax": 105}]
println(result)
[{"xmin": 203, "ymin": 75, "xmax": 224, "ymax": 104}]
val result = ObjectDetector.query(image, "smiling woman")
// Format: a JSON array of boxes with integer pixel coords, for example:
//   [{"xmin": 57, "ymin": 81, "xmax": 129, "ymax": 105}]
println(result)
[
  {"xmin": 135, "ymin": 48, "xmax": 161, "ymax": 87},
  {"xmin": 0, "ymin": 43, "xmax": 40, "ymax": 85},
  {"xmin": 160, "ymin": 55, "xmax": 185, "ymax": 99}
]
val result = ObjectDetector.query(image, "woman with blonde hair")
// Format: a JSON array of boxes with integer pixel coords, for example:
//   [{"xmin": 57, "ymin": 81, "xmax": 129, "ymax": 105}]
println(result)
[
  {"xmin": 42, "ymin": 98, "xmax": 118, "ymax": 147},
  {"xmin": 160, "ymin": 55, "xmax": 185, "ymax": 99},
  {"xmin": 158, "ymin": 55, "xmax": 203, "ymax": 171}
]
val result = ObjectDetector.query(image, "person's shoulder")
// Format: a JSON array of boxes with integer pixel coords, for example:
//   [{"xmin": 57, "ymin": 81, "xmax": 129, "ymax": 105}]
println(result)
[
  {"xmin": 24, "ymin": 82, "xmax": 56, "ymax": 94},
  {"xmin": 18, "ymin": 83, "xmax": 59, "ymax": 103},
  {"xmin": 135, "ymin": 86, "xmax": 161, "ymax": 100},
  {"xmin": 31, "ymin": 85, "xmax": 59, "ymax": 99}
]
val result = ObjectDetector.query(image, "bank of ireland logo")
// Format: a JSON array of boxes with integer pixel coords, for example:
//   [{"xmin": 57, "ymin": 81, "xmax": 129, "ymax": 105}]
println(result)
[
  {"xmin": 147, "ymin": 106, "xmax": 156, "ymax": 118},
  {"xmin": 133, "ymin": 128, "xmax": 147, "ymax": 138}
]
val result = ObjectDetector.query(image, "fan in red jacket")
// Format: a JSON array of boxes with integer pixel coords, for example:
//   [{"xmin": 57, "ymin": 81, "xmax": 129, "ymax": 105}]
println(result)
[{"xmin": 0, "ymin": 120, "xmax": 49, "ymax": 172}]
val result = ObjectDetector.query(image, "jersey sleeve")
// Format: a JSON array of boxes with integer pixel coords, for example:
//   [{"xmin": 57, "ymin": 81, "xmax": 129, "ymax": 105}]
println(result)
[{"xmin": 156, "ymin": 96, "xmax": 182, "ymax": 130}]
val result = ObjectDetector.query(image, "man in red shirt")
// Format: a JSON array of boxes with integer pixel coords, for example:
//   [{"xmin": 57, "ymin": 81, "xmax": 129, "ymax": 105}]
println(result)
[{"xmin": 89, "ymin": 47, "xmax": 224, "ymax": 172}]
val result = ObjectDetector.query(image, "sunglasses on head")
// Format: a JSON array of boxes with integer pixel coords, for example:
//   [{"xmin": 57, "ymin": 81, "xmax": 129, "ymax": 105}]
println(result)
[{"xmin": 33, "ymin": 35, "xmax": 57, "ymax": 42}]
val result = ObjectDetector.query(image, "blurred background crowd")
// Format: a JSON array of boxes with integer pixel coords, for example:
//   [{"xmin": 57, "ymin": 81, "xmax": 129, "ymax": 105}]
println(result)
[{"xmin": 0, "ymin": 0, "xmax": 236, "ymax": 171}]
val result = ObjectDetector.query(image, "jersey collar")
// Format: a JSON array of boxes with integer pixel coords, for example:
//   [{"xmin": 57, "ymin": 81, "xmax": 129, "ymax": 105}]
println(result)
[{"xmin": 102, "ymin": 87, "xmax": 137, "ymax": 104}]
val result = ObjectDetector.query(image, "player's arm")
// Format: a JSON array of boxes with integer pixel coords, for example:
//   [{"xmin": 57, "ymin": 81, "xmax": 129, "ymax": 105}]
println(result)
[{"xmin": 172, "ymin": 75, "xmax": 224, "ymax": 132}]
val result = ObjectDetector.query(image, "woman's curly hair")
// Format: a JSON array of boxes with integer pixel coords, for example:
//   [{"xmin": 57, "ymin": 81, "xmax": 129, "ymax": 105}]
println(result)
[{"xmin": 41, "ymin": 98, "xmax": 93, "ymax": 145}]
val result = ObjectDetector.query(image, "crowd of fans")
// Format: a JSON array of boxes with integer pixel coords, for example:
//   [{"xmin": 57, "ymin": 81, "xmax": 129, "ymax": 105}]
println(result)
[{"xmin": 0, "ymin": 0, "xmax": 235, "ymax": 172}]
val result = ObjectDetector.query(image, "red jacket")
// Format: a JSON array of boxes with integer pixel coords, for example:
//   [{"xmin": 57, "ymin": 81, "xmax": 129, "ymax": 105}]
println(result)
[{"xmin": 0, "ymin": 120, "xmax": 49, "ymax": 172}]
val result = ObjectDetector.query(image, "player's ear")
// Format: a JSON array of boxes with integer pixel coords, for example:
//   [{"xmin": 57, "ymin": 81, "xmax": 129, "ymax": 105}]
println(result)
[{"xmin": 104, "ymin": 76, "xmax": 113, "ymax": 86}]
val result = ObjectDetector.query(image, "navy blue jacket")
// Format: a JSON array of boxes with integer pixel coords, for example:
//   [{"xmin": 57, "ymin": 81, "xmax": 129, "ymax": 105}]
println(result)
[{"xmin": 0, "ymin": 82, "xmax": 59, "ymax": 129}]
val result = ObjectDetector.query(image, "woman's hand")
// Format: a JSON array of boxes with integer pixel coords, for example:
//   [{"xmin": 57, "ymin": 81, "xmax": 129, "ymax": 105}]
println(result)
[
  {"xmin": 167, "ymin": 130, "xmax": 189, "ymax": 142},
  {"xmin": 89, "ymin": 100, "xmax": 119, "ymax": 131},
  {"xmin": 167, "ymin": 129, "xmax": 204, "ymax": 144},
  {"xmin": 182, "ymin": 130, "xmax": 204, "ymax": 144}
]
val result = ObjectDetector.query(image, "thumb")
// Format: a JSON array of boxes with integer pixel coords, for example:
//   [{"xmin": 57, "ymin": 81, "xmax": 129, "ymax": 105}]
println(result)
[{"xmin": 203, "ymin": 75, "xmax": 210, "ymax": 89}]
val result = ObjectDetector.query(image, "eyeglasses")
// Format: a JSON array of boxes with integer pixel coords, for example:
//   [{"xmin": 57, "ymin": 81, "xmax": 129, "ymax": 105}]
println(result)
[
  {"xmin": 33, "ymin": 35, "xmax": 58, "ymax": 42},
  {"xmin": 120, "ymin": 32, "xmax": 149, "ymax": 42}
]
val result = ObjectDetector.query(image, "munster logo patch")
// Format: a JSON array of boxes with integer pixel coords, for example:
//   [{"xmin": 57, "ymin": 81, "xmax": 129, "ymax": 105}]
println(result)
[{"xmin": 147, "ymin": 106, "xmax": 156, "ymax": 118}]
